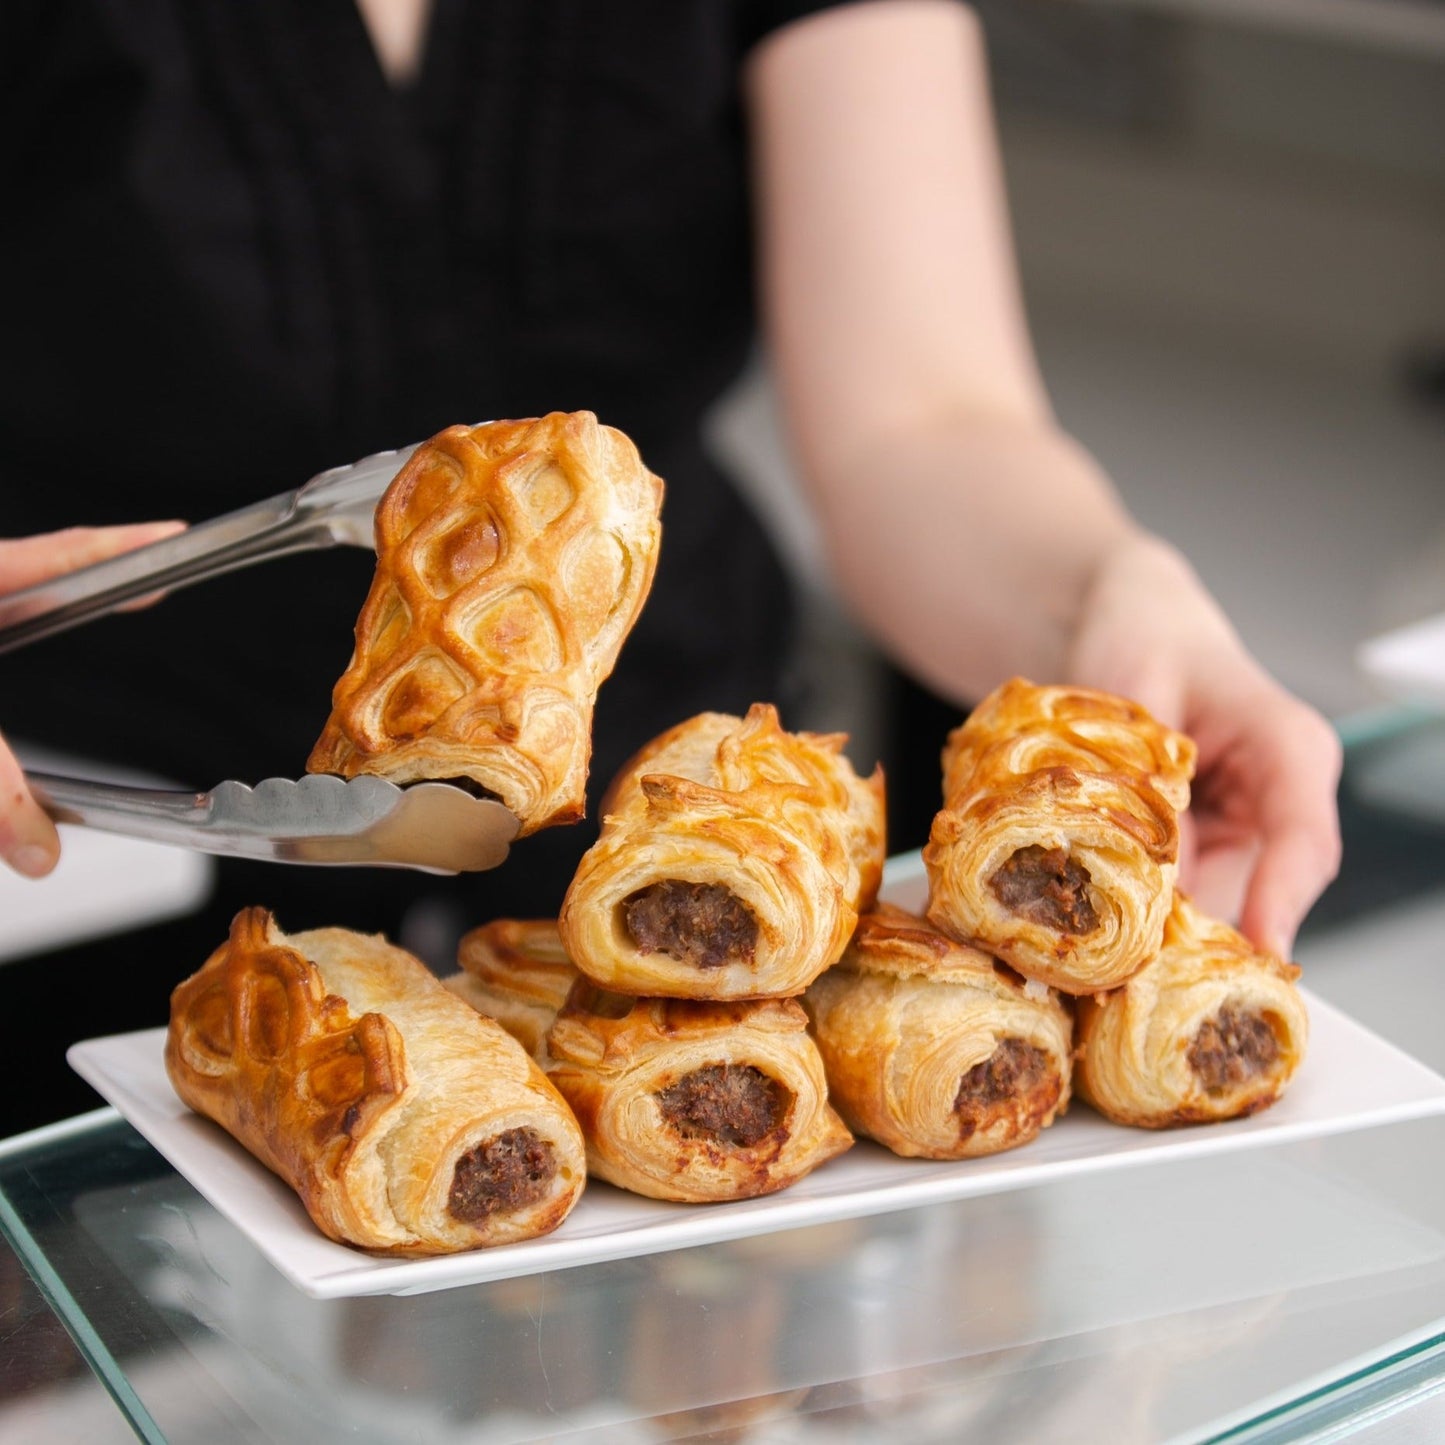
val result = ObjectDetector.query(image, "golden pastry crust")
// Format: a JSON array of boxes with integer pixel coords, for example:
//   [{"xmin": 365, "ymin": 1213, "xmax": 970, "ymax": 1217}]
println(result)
[
  {"xmin": 543, "ymin": 982, "xmax": 853, "ymax": 1202},
  {"xmin": 558, "ymin": 704, "xmax": 886, "ymax": 999},
  {"xmin": 923, "ymin": 677, "xmax": 1196, "ymax": 993},
  {"xmin": 307, "ymin": 411, "xmax": 664, "ymax": 833},
  {"xmin": 1073, "ymin": 893, "xmax": 1309, "ymax": 1127},
  {"xmin": 165, "ymin": 908, "xmax": 587, "ymax": 1254},
  {"xmin": 804, "ymin": 904, "xmax": 1073, "ymax": 1159},
  {"xmin": 447, "ymin": 918, "xmax": 579, "ymax": 1059}
]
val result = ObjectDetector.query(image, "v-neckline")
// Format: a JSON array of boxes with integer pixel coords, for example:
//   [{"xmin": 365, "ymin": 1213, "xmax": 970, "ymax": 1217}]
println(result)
[
  {"xmin": 334, "ymin": 0, "xmax": 461, "ymax": 123},
  {"xmin": 351, "ymin": 0, "xmax": 439, "ymax": 97}
]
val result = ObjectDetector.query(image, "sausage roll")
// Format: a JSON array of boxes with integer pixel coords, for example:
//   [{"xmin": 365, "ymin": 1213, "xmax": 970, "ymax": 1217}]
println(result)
[
  {"xmin": 543, "ymin": 983, "xmax": 853, "ymax": 1202},
  {"xmin": 558, "ymin": 704, "xmax": 886, "ymax": 999},
  {"xmin": 1073, "ymin": 893, "xmax": 1309, "ymax": 1127},
  {"xmin": 308, "ymin": 411, "xmax": 665, "ymax": 833},
  {"xmin": 447, "ymin": 918, "xmax": 579, "ymax": 1059},
  {"xmin": 923, "ymin": 677, "xmax": 1196, "ymax": 994},
  {"xmin": 804, "ymin": 903, "xmax": 1072, "ymax": 1159},
  {"xmin": 166, "ymin": 908, "xmax": 587, "ymax": 1254}
]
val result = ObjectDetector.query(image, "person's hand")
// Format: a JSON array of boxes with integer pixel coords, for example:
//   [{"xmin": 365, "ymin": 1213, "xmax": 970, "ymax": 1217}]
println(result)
[
  {"xmin": 746, "ymin": 1, "xmax": 1342, "ymax": 956},
  {"xmin": 1066, "ymin": 532, "xmax": 1343, "ymax": 959},
  {"xmin": 0, "ymin": 522, "xmax": 185, "ymax": 878}
]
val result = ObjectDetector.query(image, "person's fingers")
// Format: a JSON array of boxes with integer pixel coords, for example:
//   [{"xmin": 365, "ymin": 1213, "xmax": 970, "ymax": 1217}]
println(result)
[
  {"xmin": 1183, "ymin": 836, "xmax": 1258, "ymax": 927},
  {"xmin": 1067, "ymin": 646, "xmax": 1188, "ymax": 735},
  {"xmin": 1236, "ymin": 712, "xmax": 1344, "ymax": 957},
  {"xmin": 1238, "ymin": 818, "xmax": 1341, "ymax": 958},
  {"xmin": 1118, "ymin": 664, "xmax": 1186, "ymax": 733},
  {"xmin": 0, "ymin": 735, "xmax": 60, "ymax": 878},
  {"xmin": 1174, "ymin": 807, "xmax": 1198, "ymax": 889},
  {"xmin": 0, "ymin": 521, "xmax": 186, "ymax": 593}
]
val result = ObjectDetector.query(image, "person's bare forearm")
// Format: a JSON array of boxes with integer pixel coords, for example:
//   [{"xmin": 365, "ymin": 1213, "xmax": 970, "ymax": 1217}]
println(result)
[
  {"xmin": 748, "ymin": 3, "xmax": 1136, "ymax": 696},
  {"xmin": 746, "ymin": 1, "xmax": 1341, "ymax": 948},
  {"xmin": 808, "ymin": 412, "xmax": 1137, "ymax": 703}
]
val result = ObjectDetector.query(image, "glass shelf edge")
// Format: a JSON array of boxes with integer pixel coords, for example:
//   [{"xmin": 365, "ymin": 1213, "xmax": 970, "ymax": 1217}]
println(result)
[
  {"xmin": 1205, "ymin": 1332, "xmax": 1445, "ymax": 1444},
  {"xmin": 0, "ymin": 1105, "xmax": 120, "ymax": 1161},
  {"xmin": 0, "ymin": 1115, "xmax": 166, "ymax": 1443}
]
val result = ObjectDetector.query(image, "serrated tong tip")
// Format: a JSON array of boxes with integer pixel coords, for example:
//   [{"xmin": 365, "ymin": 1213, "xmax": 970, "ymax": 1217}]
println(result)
[{"xmin": 27, "ymin": 771, "xmax": 519, "ymax": 874}]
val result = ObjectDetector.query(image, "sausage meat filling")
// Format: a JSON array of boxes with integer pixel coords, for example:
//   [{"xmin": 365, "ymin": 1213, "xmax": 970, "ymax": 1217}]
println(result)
[
  {"xmin": 656, "ymin": 1064, "xmax": 787, "ymax": 1147},
  {"xmin": 623, "ymin": 881, "xmax": 760, "ymax": 970},
  {"xmin": 954, "ymin": 1038, "xmax": 1059, "ymax": 1141},
  {"xmin": 989, "ymin": 845, "xmax": 1099, "ymax": 934},
  {"xmin": 448, "ymin": 1127, "xmax": 556, "ymax": 1223},
  {"xmin": 1188, "ymin": 1007, "xmax": 1279, "ymax": 1092}
]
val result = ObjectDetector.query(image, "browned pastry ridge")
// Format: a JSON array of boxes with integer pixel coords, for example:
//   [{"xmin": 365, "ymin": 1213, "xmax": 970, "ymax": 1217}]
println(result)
[
  {"xmin": 448, "ymin": 917, "xmax": 580, "ymax": 1059},
  {"xmin": 923, "ymin": 677, "xmax": 1197, "ymax": 994},
  {"xmin": 166, "ymin": 908, "xmax": 587, "ymax": 1254},
  {"xmin": 804, "ymin": 903, "xmax": 1073, "ymax": 1159},
  {"xmin": 445, "ymin": 918, "xmax": 852, "ymax": 1202},
  {"xmin": 558, "ymin": 704, "xmax": 886, "ymax": 999},
  {"xmin": 307, "ymin": 411, "xmax": 664, "ymax": 834},
  {"xmin": 1073, "ymin": 893, "xmax": 1309, "ymax": 1128}
]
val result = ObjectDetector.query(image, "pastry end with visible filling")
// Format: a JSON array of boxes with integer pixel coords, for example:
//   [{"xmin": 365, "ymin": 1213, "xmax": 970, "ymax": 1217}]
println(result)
[
  {"xmin": 655, "ymin": 1064, "xmax": 788, "ymax": 1147},
  {"xmin": 953, "ymin": 1038, "xmax": 1060, "ymax": 1141},
  {"xmin": 622, "ymin": 881, "xmax": 760, "ymax": 970},
  {"xmin": 989, "ymin": 845, "xmax": 1099, "ymax": 935},
  {"xmin": 447, "ymin": 1127, "xmax": 558, "ymax": 1223},
  {"xmin": 1188, "ymin": 1006, "xmax": 1280, "ymax": 1094}
]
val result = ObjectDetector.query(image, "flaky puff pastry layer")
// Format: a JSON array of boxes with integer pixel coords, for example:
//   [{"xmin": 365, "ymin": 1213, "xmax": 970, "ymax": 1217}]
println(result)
[
  {"xmin": 447, "ymin": 918, "xmax": 579, "ymax": 1060},
  {"xmin": 558, "ymin": 704, "xmax": 886, "ymax": 999},
  {"xmin": 308, "ymin": 411, "xmax": 664, "ymax": 833},
  {"xmin": 166, "ymin": 909, "xmax": 587, "ymax": 1255},
  {"xmin": 923, "ymin": 677, "xmax": 1196, "ymax": 994},
  {"xmin": 804, "ymin": 904, "xmax": 1072, "ymax": 1159},
  {"xmin": 542, "ymin": 983, "xmax": 853, "ymax": 1202},
  {"xmin": 1074, "ymin": 894, "xmax": 1308, "ymax": 1128}
]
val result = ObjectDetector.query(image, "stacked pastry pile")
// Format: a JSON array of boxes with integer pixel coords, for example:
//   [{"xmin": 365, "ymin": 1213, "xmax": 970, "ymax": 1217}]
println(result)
[
  {"xmin": 449, "ymin": 696, "xmax": 1086, "ymax": 1181},
  {"xmin": 451, "ymin": 704, "xmax": 879, "ymax": 1202},
  {"xmin": 160, "ymin": 412, "xmax": 1310, "ymax": 1259},
  {"xmin": 922, "ymin": 678, "xmax": 1309, "ymax": 1129}
]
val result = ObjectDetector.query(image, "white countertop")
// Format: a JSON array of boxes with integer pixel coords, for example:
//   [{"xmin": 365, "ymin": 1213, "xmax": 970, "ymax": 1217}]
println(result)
[
  {"xmin": 0, "ymin": 826, "xmax": 213, "ymax": 965},
  {"xmin": 1, "ymin": 747, "xmax": 213, "ymax": 965}
]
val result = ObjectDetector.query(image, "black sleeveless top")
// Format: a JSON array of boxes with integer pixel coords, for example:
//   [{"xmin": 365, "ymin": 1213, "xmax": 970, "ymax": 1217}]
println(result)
[{"xmin": 1, "ymin": 0, "xmax": 844, "ymax": 925}]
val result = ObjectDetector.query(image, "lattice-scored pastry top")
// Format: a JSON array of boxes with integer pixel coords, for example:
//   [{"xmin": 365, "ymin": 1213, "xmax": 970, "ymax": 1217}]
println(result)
[
  {"xmin": 166, "ymin": 908, "xmax": 590, "ymax": 1253},
  {"xmin": 164, "ymin": 908, "xmax": 408, "ymax": 1225},
  {"xmin": 940, "ymin": 677, "xmax": 1197, "ymax": 823},
  {"xmin": 308, "ymin": 412, "xmax": 664, "ymax": 833}
]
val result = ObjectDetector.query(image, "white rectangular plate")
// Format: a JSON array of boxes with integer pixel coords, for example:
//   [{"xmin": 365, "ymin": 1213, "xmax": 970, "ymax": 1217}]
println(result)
[
  {"xmin": 66, "ymin": 857, "xmax": 1445, "ymax": 1300},
  {"xmin": 68, "ymin": 999, "xmax": 1445, "ymax": 1300}
]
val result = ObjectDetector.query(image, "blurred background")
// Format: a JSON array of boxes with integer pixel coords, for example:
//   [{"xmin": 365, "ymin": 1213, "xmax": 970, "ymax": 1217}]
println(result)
[
  {"xmin": 714, "ymin": 0, "xmax": 1445, "ymax": 743},
  {"xmin": 711, "ymin": 0, "xmax": 1445, "ymax": 939}
]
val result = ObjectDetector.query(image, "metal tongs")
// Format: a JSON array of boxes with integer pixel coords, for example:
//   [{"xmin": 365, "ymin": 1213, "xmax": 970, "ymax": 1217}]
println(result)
[{"xmin": 0, "ymin": 445, "xmax": 520, "ymax": 874}]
